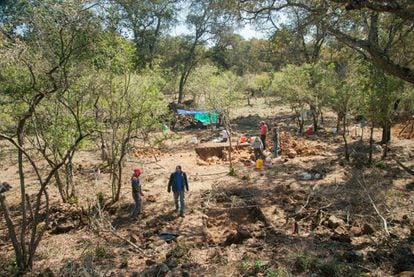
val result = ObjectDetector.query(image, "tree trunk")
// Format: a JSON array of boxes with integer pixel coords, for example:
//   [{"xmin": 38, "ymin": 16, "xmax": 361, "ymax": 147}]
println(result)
[
  {"xmin": 0, "ymin": 194, "xmax": 25, "ymax": 271},
  {"xmin": 336, "ymin": 114, "xmax": 342, "ymax": 133},
  {"xmin": 381, "ymin": 123, "xmax": 391, "ymax": 144},
  {"xmin": 312, "ymin": 112, "xmax": 319, "ymax": 132},
  {"xmin": 54, "ymin": 171, "xmax": 67, "ymax": 203},
  {"xmin": 17, "ymin": 130, "xmax": 28, "ymax": 269},
  {"xmin": 382, "ymin": 122, "xmax": 391, "ymax": 158},
  {"xmin": 342, "ymin": 114, "xmax": 349, "ymax": 161},
  {"xmin": 115, "ymin": 161, "xmax": 123, "ymax": 202},
  {"xmin": 178, "ymin": 73, "xmax": 186, "ymax": 104},
  {"xmin": 298, "ymin": 116, "xmax": 304, "ymax": 134},
  {"xmin": 368, "ymin": 122, "xmax": 375, "ymax": 165},
  {"xmin": 65, "ymin": 155, "xmax": 75, "ymax": 199}
]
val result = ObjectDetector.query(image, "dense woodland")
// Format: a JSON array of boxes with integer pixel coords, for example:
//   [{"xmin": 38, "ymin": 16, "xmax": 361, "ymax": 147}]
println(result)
[{"xmin": 0, "ymin": 0, "xmax": 414, "ymax": 275}]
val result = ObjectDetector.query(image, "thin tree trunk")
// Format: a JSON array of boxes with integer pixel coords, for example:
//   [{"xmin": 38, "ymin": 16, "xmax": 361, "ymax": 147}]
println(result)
[
  {"xmin": 369, "ymin": 122, "xmax": 375, "ymax": 165},
  {"xmin": 17, "ymin": 130, "xmax": 27, "ymax": 268},
  {"xmin": 336, "ymin": 114, "xmax": 342, "ymax": 133},
  {"xmin": 0, "ymin": 195, "xmax": 24, "ymax": 270},
  {"xmin": 342, "ymin": 115, "xmax": 349, "ymax": 161},
  {"xmin": 54, "ymin": 171, "xmax": 67, "ymax": 202},
  {"xmin": 382, "ymin": 122, "xmax": 390, "ymax": 159}
]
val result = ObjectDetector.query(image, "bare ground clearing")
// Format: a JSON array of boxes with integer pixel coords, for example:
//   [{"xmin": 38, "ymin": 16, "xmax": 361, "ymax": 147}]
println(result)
[{"xmin": 1, "ymin": 100, "xmax": 414, "ymax": 276}]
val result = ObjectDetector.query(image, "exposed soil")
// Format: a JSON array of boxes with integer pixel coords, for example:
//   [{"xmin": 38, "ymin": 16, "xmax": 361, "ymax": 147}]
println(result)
[{"xmin": 1, "ymin": 100, "xmax": 414, "ymax": 276}]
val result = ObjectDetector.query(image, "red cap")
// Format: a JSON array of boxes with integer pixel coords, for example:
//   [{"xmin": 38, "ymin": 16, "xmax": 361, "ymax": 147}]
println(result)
[{"xmin": 133, "ymin": 168, "xmax": 141, "ymax": 176}]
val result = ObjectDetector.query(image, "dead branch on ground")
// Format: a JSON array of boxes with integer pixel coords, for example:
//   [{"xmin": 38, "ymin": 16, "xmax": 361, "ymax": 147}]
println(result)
[{"xmin": 358, "ymin": 176, "xmax": 390, "ymax": 236}]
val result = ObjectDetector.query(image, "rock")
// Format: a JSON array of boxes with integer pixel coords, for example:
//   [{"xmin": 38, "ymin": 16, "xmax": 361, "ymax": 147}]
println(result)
[
  {"xmin": 327, "ymin": 215, "xmax": 345, "ymax": 229},
  {"xmin": 0, "ymin": 182, "xmax": 12, "ymax": 193},
  {"xmin": 224, "ymin": 227, "xmax": 251, "ymax": 246},
  {"xmin": 196, "ymin": 158, "xmax": 209, "ymax": 166},
  {"xmin": 287, "ymin": 149, "xmax": 297, "ymax": 159},
  {"xmin": 350, "ymin": 226, "xmax": 362, "ymax": 237},
  {"xmin": 397, "ymin": 272, "xmax": 414, "ymax": 277},
  {"xmin": 406, "ymin": 182, "xmax": 414, "ymax": 191},
  {"xmin": 130, "ymin": 234, "xmax": 139, "ymax": 244},
  {"xmin": 297, "ymin": 172, "xmax": 312, "ymax": 180},
  {"xmin": 145, "ymin": 259, "xmax": 157, "ymax": 266},
  {"xmin": 50, "ymin": 223, "xmax": 75, "ymax": 234},
  {"xmin": 362, "ymin": 223, "xmax": 375, "ymax": 235},
  {"xmin": 140, "ymin": 263, "xmax": 169, "ymax": 277},
  {"xmin": 146, "ymin": 195, "xmax": 156, "ymax": 202},
  {"xmin": 334, "ymin": 226, "xmax": 347, "ymax": 235},
  {"xmin": 331, "ymin": 233, "xmax": 351, "ymax": 243},
  {"xmin": 182, "ymin": 271, "xmax": 190, "ymax": 277}
]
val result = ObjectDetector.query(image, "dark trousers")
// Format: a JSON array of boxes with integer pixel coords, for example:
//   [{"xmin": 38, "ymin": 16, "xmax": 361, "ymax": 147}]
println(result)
[
  {"xmin": 173, "ymin": 191, "xmax": 185, "ymax": 214},
  {"xmin": 131, "ymin": 192, "xmax": 141, "ymax": 218},
  {"xmin": 260, "ymin": 134, "xmax": 266, "ymax": 149},
  {"xmin": 254, "ymin": 148, "xmax": 264, "ymax": 160}
]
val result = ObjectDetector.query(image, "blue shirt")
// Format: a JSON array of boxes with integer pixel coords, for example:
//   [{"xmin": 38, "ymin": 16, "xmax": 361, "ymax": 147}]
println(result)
[{"xmin": 175, "ymin": 172, "xmax": 184, "ymax": 192}]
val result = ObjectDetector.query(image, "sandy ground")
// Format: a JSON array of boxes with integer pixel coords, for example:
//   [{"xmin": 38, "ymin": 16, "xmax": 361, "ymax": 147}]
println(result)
[{"xmin": 1, "ymin": 100, "xmax": 414, "ymax": 276}]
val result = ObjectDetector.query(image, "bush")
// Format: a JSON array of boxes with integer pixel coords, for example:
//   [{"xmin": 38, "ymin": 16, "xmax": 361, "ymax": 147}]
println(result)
[
  {"xmin": 67, "ymin": 195, "xmax": 79, "ymax": 205},
  {"xmin": 253, "ymin": 259, "xmax": 269, "ymax": 273},
  {"xmin": 228, "ymin": 167, "xmax": 237, "ymax": 176},
  {"xmin": 94, "ymin": 245, "xmax": 106, "ymax": 259},
  {"xmin": 291, "ymin": 252, "xmax": 317, "ymax": 273},
  {"xmin": 96, "ymin": 192, "xmax": 105, "ymax": 207}
]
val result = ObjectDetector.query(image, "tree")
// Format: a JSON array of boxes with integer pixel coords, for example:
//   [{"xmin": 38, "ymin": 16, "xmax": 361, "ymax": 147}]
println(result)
[
  {"xmin": 176, "ymin": 0, "xmax": 233, "ymax": 103},
  {"xmin": 110, "ymin": 0, "xmax": 180, "ymax": 69},
  {"xmin": 357, "ymin": 61, "xmax": 402, "ymax": 162},
  {"xmin": 323, "ymin": 59, "xmax": 359, "ymax": 161},
  {"xmin": 28, "ymin": 77, "xmax": 96, "ymax": 203},
  {"xmin": 203, "ymin": 68, "xmax": 242, "ymax": 170},
  {"xmin": 230, "ymin": 0, "xmax": 414, "ymax": 85},
  {"xmin": 273, "ymin": 63, "xmax": 330, "ymax": 133},
  {"xmin": 92, "ymin": 31, "xmax": 166, "ymax": 202},
  {"xmin": 0, "ymin": 0, "xmax": 99, "ymax": 271},
  {"xmin": 98, "ymin": 72, "xmax": 166, "ymax": 202}
]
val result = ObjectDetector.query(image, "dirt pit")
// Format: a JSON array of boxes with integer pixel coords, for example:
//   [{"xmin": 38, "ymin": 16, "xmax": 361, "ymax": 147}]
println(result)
[
  {"xmin": 195, "ymin": 144, "xmax": 251, "ymax": 162},
  {"xmin": 204, "ymin": 206, "xmax": 267, "ymax": 245}
]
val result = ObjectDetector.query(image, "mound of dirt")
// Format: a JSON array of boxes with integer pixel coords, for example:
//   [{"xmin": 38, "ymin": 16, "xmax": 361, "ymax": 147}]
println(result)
[
  {"xmin": 393, "ymin": 119, "xmax": 414, "ymax": 140},
  {"xmin": 49, "ymin": 203, "xmax": 86, "ymax": 234},
  {"xmin": 269, "ymin": 132, "xmax": 325, "ymax": 157},
  {"xmin": 133, "ymin": 147, "xmax": 163, "ymax": 159}
]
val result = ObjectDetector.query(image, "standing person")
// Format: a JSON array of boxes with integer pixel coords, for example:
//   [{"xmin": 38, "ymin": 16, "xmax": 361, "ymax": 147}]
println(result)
[
  {"xmin": 220, "ymin": 128, "xmax": 229, "ymax": 142},
  {"xmin": 131, "ymin": 168, "xmax": 144, "ymax": 219},
  {"xmin": 272, "ymin": 125, "xmax": 280, "ymax": 158},
  {"xmin": 260, "ymin": 121, "xmax": 268, "ymax": 149},
  {"xmin": 167, "ymin": 165, "xmax": 189, "ymax": 217},
  {"xmin": 251, "ymin": 136, "xmax": 264, "ymax": 161}
]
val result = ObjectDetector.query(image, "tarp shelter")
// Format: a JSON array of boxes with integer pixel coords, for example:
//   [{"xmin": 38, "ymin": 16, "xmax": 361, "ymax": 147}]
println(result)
[{"xmin": 176, "ymin": 109, "xmax": 219, "ymax": 125}]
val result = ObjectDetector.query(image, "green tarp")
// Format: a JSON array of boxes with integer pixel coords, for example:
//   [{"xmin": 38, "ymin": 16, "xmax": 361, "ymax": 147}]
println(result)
[{"xmin": 194, "ymin": 112, "xmax": 218, "ymax": 124}]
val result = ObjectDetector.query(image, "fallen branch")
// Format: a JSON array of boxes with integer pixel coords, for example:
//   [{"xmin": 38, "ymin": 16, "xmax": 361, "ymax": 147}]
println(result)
[
  {"xmin": 90, "ymin": 200, "xmax": 149, "ymax": 257},
  {"xmin": 358, "ymin": 176, "xmax": 390, "ymax": 236},
  {"xmin": 206, "ymin": 205, "xmax": 259, "ymax": 211},
  {"xmin": 395, "ymin": 158, "xmax": 414, "ymax": 176}
]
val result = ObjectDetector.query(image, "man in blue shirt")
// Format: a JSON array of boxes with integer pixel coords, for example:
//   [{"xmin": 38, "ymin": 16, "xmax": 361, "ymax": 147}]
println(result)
[{"xmin": 168, "ymin": 165, "xmax": 189, "ymax": 217}]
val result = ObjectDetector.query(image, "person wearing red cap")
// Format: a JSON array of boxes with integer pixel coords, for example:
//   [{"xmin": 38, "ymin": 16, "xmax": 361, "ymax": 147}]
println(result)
[
  {"xmin": 131, "ymin": 168, "xmax": 144, "ymax": 218},
  {"xmin": 260, "ymin": 121, "xmax": 268, "ymax": 149}
]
